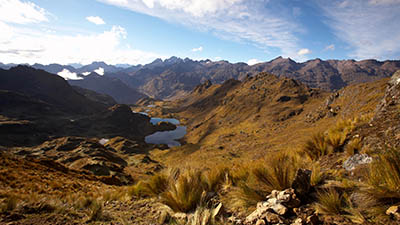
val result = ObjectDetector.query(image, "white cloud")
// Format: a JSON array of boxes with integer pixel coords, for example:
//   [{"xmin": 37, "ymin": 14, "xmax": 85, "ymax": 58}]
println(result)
[
  {"xmin": 324, "ymin": 44, "xmax": 335, "ymax": 51},
  {"xmin": 86, "ymin": 16, "xmax": 106, "ymax": 25},
  {"xmin": 214, "ymin": 56, "xmax": 222, "ymax": 61},
  {"xmin": 192, "ymin": 46, "xmax": 203, "ymax": 52},
  {"xmin": 247, "ymin": 58, "xmax": 260, "ymax": 65},
  {"xmin": 297, "ymin": 48, "xmax": 311, "ymax": 56},
  {"xmin": 57, "ymin": 69, "xmax": 83, "ymax": 80},
  {"xmin": 0, "ymin": 0, "xmax": 48, "ymax": 24},
  {"xmin": 94, "ymin": 67, "xmax": 105, "ymax": 75},
  {"xmin": 82, "ymin": 72, "xmax": 91, "ymax": 76},
  {"xmin": 318, "ymin": 0, "xmax": 400, "ymax": 59},
  {"xmin": 0, "ymin": 24, "xmax": 164, "ymax": 65},
  {"xmin": 98, "ymin": 0, "xmax": 303, "ymax": 59}
]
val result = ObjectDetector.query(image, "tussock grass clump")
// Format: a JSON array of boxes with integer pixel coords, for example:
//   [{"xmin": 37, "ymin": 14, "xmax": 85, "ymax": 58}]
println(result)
[
  {"xmin": 365, "ymin": 148, "xmax": 400, "ymax": 203},
  {"xmin": 310, "ymin": 162, "xmax": 326, "ymax": 186},
  {"xmin": 252, "ymin": 153, "xmax": 298, "ymax": 193},
  {"xmin": 302, "ymin": 132, "xmax": 330, "ymax": 160},
  {"xmin": 129, "ymin": 169, "xmax": 178, "ymax": 197},
  {"xmin": 326, "ymin": 131, "xmax": 347, "ymax": 152},
  {"xmin": 0, "ymin": 195, "xmax": 18, "ymax": 213},
  {"xmin": 345, "ymin": 138, "xmax": 362, "ymax": 156},
  {"xmin": 161, "ymin": 169, "xmax": 205, "ymax": 213},
  {"xmin": 88, "ymin": 199, "xmax": 106, "ymax": 222},
  {"xmin": 314, "ymin": 188, "xmax": 349, "ymax": 215},
  {"xmin": 202, "ymin": 166, "xmax": 229, "ymax": 193}
]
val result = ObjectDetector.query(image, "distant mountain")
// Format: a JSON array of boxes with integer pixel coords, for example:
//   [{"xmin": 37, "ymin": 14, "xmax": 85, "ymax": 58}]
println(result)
[
  {"xmin": 106, "ymin": 57, "xmax": 399, "ymax": 99},
  {"xmin": 68, "ymin": 73, "xmax": 147, "ymax": 104},
  {"xmin": 0, "ymin": 66, "xmax": 106, "ymax": 115},
  {"xmin": 32, "ymin": 63, "xmax": 77, "ymax": 74},
  {"xmin": 72, "ymin": 85, "xmax": 117, "ymax": 107},
  {"xmin": 2, "ymin": 57, "xmax": 400, "ymax": 100},
  {"xmin": 76, "ymin": 61, "xmax": 123, "ymax": 74}
]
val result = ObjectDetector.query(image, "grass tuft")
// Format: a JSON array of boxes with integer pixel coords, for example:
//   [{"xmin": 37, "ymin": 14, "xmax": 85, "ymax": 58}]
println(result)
[
  {"xmin": 302, "ymin": 132, "xmax": 330, "ymax": 160},
  {"xmin": 161, "ymin": 169, "xmax": 205, "ymax": 213},
  {"xmin": 364, "ymin": 148, "xmax": 400, "ymax": 203},
  {"xmin": 252, "ymin": 153, "xmax": 298, "ymax": 193},
  {"xmin": 314, "ymin": 188, "xmax": 349, "ymax": 215}
]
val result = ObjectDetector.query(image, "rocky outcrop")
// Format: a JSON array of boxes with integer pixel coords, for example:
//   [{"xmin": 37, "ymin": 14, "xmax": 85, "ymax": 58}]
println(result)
[
  {"xmin": 342, "ymin": 154, "xmax": 373, "ymax": 171},
  {"xmin": 245, "ymin": 188, "xmax": 319, "ymax": 225}
]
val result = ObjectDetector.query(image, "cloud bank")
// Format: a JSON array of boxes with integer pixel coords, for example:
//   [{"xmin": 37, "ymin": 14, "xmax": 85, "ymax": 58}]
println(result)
[
  {"xmin": 86, "ymin": 16, "xmax": 106, "ymax": 25},
  {"xmin": 98, "ymin": 0, "xmax": 304, "ymax": 59},
  {"xmin": 319, "ymin": 0, "xmax": 400, "ymax": 59}
]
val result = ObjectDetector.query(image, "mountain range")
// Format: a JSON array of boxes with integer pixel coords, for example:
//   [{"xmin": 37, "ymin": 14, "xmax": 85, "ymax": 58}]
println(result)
[{"xmin": 1, "ymin": 57, "xmax": 400, "ymax": 101}]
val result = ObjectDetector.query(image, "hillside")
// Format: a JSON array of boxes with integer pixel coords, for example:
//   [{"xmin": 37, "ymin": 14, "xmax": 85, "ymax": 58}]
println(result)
[
  {"xmin": 154, "ymin": 72, "xmax": 387, "ymax": 168},
  {"xmin": 69, "ymin": 73, "xmax": 147, "ymax": 104}
]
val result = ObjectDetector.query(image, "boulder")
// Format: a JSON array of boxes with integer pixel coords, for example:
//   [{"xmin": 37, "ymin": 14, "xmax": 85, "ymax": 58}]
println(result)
[
  {"xmin": 246, "ymin": 188, "xmax": 301, "ymax": 224},
  {"xmin": 342, "ymin": 154, "xmax": 373, "ymax": 171},
  {"xmin": 291, "ymin": 169, "xmax": 312, "ymax": 196},
  {"xmin": 386, "ymin": 205, "xmax": 400, "ymax": 219}
]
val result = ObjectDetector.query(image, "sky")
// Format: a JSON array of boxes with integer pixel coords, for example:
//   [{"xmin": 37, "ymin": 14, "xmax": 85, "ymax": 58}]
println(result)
[{"xmin": 0, "ymin": 0, "xmax": 399, "ymax": 66}]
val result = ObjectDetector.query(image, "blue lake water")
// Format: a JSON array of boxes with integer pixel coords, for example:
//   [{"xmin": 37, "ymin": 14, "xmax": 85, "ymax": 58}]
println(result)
[
  {"xmin": 150, "ymin": 117, "xmax": 180, "ymax": 125},
  {"xmin": 145, "ymin": 126, "xmax": 187, "ymax": 147}
]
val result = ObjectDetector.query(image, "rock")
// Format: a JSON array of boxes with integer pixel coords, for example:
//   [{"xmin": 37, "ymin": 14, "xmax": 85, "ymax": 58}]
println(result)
[
  {"xmin": 291, "ymin": 169, "xmax": 312, "ymax": 196},
  {"xmin": 342, "ymin": 154, "xmax": 373, "ymax": 171},
  {"xmin": 255, "ymin": 219, "xmax": 266, "ymax": 225},
  {"xmin": 155, "ymin": 121, "xmax": 177, "ymax": 131},
  {"xmin": 246, "ymin": 188, "xmax": 302, "ymax": 224},
  {"xmin": 306, "ymin": 214, "xmax": 320, "ymax": 225},
  {"xmin": 386, "ymin": 205, "xmax": 400, "ymax": 219},
  {"xmin": 264, "ymin": 211, "xmax": 285, "ymax": 224},
  {"xmin": 291, "ymin": 218, "xmax": 304, "ymax": 225}
]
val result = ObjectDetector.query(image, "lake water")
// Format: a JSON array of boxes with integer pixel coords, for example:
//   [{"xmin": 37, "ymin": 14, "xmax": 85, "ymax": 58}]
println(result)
[
  {"xmin": 145, "ymin": 126, "xmax": 187, "ymax": 147},
  {"xmin": 144, "ymin": 116, "xmax": 186, "ymax": 147}
]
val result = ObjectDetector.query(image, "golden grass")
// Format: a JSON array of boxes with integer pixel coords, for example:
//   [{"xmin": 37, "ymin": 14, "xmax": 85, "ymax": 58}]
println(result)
[
  {"xmin": 0, "ymin": 195, "xmax": 18, "ymax": 213},
  {"xmin": 310, "ymin": 162, "xmax": 326, "ymax": 186},
  {"xmin": 345, "ymin": 137, "xmax": 362, "ymax": 156},
  {"xmin": 314, "ymin": 188, "xmax": 348, "ymax": 215},
  {"xmin": 364, "ymin": 148, "xmax": 400, "ymax": 203},
  {"xmin": 302, "ymin": 132, "xmax": 330, "ymax": 160},
  {"xmin": 251, "ymin": 153, "xmax": 298, "ymax": 193},
  {"xmin": 161, "ymin": 169, "xmax": 205, "ymax": 213}
]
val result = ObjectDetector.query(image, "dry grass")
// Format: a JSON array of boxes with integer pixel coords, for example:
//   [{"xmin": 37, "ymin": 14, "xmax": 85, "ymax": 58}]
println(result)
[
  {"xmin": 314, "ymin": 188, "xmax": 349, "ymax": 215},
  {"xmin": 310, "ymin": 162, "xmax": 326, "ymax": 186},
  {"xmin": 364, "ymin": 148, "xmax": 400, "ymax": 203},
  {"xmin": 302, "ymin": 132, "xmax": 330, "ymax": 160},
  {"xmin": 202, "ymin": 166, "xmax": 229, "ymax": 192},
  {"xmin": 345, "ymin": 137, "xmax": 362, "ymax": 156},
  {"xmin": 161, "ymin": 169, "xmax": 205, "ymax": 213},
  {"xmin": 0, "ymin": 195, "xmax": 18, "ymax": 213},
  {"xmin": 251, "ymin": 153, "xmax": 298, "ymax": 193},
  {"xmin": 325, "ymin": 131, "xmax": 347, "ymax": 152}
]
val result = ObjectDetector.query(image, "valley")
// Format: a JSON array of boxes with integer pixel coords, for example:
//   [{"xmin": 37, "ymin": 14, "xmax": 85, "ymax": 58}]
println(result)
[{"xmin": 1, "ymin": 61, "xmax": 400, "ymax": 225}]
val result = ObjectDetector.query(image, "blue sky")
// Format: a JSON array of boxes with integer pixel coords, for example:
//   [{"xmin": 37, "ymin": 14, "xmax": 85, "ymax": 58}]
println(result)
[{"xmin": 0, "ymin": 0, "xmax": 399, "ymax": 65}]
